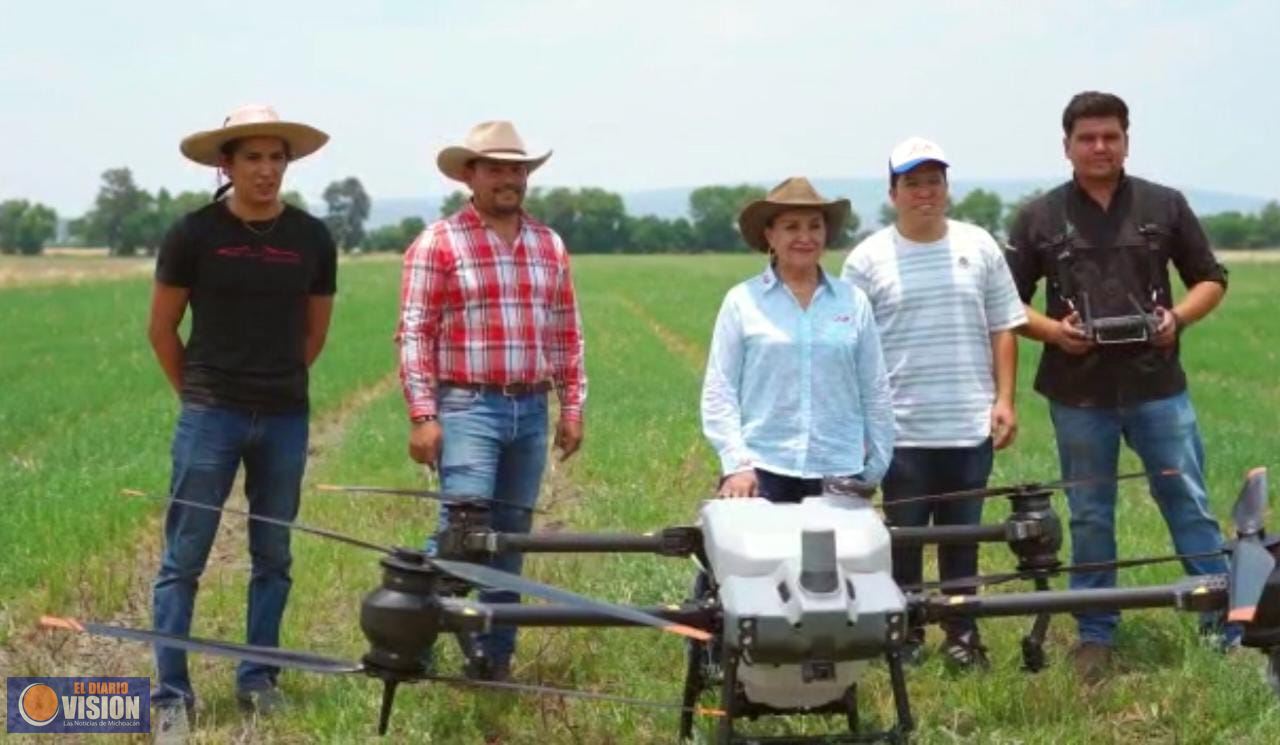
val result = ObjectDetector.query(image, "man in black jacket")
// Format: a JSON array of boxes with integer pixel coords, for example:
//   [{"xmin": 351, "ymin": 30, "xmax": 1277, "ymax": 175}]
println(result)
[{"xmin": 1005, "ymin": 91, "xmax": 1234, "ymax": 683}]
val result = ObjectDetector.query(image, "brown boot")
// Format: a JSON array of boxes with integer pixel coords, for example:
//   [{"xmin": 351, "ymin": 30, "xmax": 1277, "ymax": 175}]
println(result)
[{"xmin": 1070, "ymin": 642, "xmax": 1112, "ymax": 685}]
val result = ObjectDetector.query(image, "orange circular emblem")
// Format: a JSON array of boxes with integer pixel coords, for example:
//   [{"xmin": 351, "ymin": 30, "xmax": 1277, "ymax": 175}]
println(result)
[{"xmin": 20, "ymin": 683, "xmax": 60, "ymax": 725}]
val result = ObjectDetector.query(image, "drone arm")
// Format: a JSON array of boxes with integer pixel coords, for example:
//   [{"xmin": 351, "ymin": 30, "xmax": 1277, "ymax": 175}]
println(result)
[
  {"xmin": 440, "ymin": 598, "xmax": 716, "ymax": 632},
  {"xmin": 914, "ymin": 575, "xmax": 1227, "ymax": 623},
  {"xmin": 469, "ymin": 527, "xmax": 701, "ymax": 558},
  {"xmin": 889, "ymin": 523, "xmax": 1010, "ymax": 547}
]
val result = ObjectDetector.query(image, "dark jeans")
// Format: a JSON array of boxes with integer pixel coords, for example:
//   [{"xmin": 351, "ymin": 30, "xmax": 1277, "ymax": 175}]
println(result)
[
  {"xmin": 152, "ymin": 404, "xmax": 308, "ymax": 707},
  {"xmin": 1050, "ymin": 392, "xmax": 1234, "ymax": 645},
  {"xmin": 753, "ymin": 468, "xmax": 824, "ymax": 503},
  {"xmin": 881, "ymin": 440, "xmax": 994, "ymax": 638},
  {"xmin": 424, "ymin": 387, "xmax": 549, "ymax": 669}
]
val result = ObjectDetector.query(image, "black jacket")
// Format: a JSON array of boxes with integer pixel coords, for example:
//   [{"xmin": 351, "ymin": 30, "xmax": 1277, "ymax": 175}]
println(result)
[{"xmin": 1004, "ymin": 175, "xmax": 1227, "ymax": 407}]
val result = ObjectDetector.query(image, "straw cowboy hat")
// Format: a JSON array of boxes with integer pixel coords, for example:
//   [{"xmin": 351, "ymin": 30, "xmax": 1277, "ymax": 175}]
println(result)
[
  {"xmin": 180, "ymin": 104, "xmax": 329, "ymax": 167},
  {"xmin": 437, "ymin": 121, "xmax": 552, "ymax": 182},
  {"xmin": 737, "ymin": 177, "xmax": 851, "ymax": 252}
]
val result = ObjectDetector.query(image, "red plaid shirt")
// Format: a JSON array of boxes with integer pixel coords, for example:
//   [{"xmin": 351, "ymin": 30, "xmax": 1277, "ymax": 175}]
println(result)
[{"xmin": 397, "ymin": 203, "xmax": 586, "ymax": 421}]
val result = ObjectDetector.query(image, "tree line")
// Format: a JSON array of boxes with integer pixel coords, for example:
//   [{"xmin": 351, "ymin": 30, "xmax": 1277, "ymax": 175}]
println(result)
[
  {"xmin": 0, "ymin": 168, "xmax": 362, "ymax": 257},
  {"xmin": 4, "ymin": 170, "xmax": 1278, "ymax": 255}
]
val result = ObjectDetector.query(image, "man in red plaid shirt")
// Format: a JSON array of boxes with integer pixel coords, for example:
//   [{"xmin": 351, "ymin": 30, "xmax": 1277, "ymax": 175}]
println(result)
[{"xmin": 397, "ymin": 120, "xmax": 586, "ymax": 681}]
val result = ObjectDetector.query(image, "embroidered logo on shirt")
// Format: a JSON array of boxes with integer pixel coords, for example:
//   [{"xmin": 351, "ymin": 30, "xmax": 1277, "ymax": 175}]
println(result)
[
  {"xmin": 214, "ymin": 245, "xmax": 302, "ymax": 264},
  {"xmin": 833, "ymin": 314, "xmax": 852, "ymax": 323},
  {"xmin": 957, "ymin": 256, "xmax": 971, "ymax": 269}
]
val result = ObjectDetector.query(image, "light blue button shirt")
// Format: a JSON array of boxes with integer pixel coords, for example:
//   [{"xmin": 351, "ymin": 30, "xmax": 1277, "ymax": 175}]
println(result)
[{"xmin": 701, "ymin": 266, "xmax": 895, "ymax": 482}]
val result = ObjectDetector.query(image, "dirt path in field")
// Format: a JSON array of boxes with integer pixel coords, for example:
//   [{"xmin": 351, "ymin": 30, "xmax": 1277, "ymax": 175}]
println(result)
[
  {"xmin": 615, "ymin": 293, "xmax": 717, "ymax": 494},
  {"xmin": 616, "ymin": 296, "xmax": 706, "ymax": 373},
  {"xmin": 0, "ymin": 371, "xmax": 401, "ymax": 702}
]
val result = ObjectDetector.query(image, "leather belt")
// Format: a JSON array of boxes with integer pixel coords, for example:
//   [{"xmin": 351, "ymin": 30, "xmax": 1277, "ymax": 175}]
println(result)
[{"xmin": 439, "ymin": 380, "xmax": 553, "ymax": 397}]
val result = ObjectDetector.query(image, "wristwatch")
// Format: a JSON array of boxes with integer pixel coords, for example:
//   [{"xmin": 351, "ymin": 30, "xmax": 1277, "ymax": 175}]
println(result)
[{"xmin": 411, "ymin": 414, "xmax": 437, "ymax": 424}]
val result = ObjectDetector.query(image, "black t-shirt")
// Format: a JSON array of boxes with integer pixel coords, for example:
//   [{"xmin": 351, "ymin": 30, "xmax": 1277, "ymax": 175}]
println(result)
[
  {"xmin": 1005, "ymin": 175, "xmax": 1227, "ymax": 407},
  {"xmin": 155, "ymin": 201, "xmax": 338, "ymax": 413}
]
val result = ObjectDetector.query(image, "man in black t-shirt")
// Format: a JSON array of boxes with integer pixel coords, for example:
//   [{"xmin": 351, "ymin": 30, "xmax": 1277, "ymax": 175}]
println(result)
[
  {"xmin": 147, "ymin": 105, "xmax": 335, "ymax": 734},
  {"xmin": 1005, "ymin": 92, "xmax": 1234, "ymax": 683}
]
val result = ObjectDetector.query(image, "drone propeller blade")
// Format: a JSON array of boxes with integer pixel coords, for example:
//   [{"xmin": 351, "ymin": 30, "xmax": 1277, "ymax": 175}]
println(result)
[
  {"xmin": 424, "ymin": 674, "xmax": 725, "ymax": 717},
  {"xmin": 1227, "ymin": 468, "xmax": 1275, "ymax": 623},
  {"xmin": 39, "ymin": 616, "xmax": 363, "ymax": 674},
  {"xmin": 316, "ymin": 484, "xmax": 543, "ymax": 514},
  {"xmin": 904, "ymin": 549, "xmax": 1225, "ymax": 593},
  {"xmin": 1232, "ymin": 468, "xmax": 1269, "ymax": 536},
  {"xmin": 430, "ymin": 558, "xmax": 712, "ymax": 642},
  {"xmin": 1228, "ymin": 538, "xmax": 1276, "ymax": 623},
  {"xmin": 123, "ymin": 489, "xmax": 396, "ymax": 556},
  {"xmin": 885, "ymin": 470, "xmax": 1169, "ymax": 508}
]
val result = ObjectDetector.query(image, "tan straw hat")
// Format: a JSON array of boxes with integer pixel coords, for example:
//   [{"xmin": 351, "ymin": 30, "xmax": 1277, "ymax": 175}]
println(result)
[
  {"xmin": 737, "ymin": 177, "xmax": 851, "ymax": 252},
  {"xmin": 180, "ymin": 104, "xmax": 328, "ymax": 167},
  {"xmin": 437, "ymin": 121, "xmax": 552, "ymax": 182}
]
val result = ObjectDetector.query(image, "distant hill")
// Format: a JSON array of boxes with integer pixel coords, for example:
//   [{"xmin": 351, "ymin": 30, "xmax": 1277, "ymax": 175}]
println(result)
[{"xmin": 366, "ymin": 179, "xmax": 1272, "ymax": 229}]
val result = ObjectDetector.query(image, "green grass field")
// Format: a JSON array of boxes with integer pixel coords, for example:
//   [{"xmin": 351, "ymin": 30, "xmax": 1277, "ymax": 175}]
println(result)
[{"xmin": 2, "ymin": 254, "xmax": 1278, "ymax": 743}]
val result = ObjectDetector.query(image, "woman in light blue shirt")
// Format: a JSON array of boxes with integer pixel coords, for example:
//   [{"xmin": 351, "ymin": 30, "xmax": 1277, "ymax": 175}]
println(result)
[{"xmin": 701, "ymin": 177, "xmax": 894, "ymax": 502}]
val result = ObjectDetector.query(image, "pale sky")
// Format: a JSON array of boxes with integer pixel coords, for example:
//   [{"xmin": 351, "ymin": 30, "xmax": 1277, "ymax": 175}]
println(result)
[{"xmin": 2, "ymin": 0, "xmax": 1276, "ymax": 215}]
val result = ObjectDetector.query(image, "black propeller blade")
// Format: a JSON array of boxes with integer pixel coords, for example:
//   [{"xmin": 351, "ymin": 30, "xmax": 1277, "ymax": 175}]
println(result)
[
  {"xmin": 884, "ymin": 469, "xmax": 1172, "ymax": 508},
  {"xmin": 903, "ymin": 549, "xmax": 1226, "ymax": 593},
  {"xmin": 39, "ymin": 616, "xmax": 362, "ymax": 674},
  {"xmin": 1228, "ymin": 468, "xmax": 1274, "ymax": 623},
  {"xmin": 124, "ymin": 490, "xmax": 397, "ymax": 554},
  {"xmin": 316, "ymin": 483, "xmax": 543, "ymax": 513},
  {"xmin": 432, "ymin": 558, "xmax": 711, "ymax": 641},
  {"xmin": 125, "ymin": 489, "xmax": 710, "ymax": 642}
]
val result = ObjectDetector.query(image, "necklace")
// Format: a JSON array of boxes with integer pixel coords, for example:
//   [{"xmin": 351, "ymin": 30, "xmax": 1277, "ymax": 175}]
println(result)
[
  {"xmin": 240, "ymin": 214, "xmax": 281, "ymax": 237},
  {"xmin": 225, "ymin": 198, "xmax": 284, "ymax": 237}
]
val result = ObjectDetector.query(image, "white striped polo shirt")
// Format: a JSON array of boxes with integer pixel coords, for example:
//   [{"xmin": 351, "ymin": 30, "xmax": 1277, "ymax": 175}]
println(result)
[{"xmin": 841, "ymin": 220, "xmax": 1026, "ymax": 447}]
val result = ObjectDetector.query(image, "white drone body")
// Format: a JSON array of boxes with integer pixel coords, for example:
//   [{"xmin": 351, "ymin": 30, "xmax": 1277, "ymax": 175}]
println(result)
[{"xmin": 698, "ymin": 493, "xmax": 906, "ymax": 710}]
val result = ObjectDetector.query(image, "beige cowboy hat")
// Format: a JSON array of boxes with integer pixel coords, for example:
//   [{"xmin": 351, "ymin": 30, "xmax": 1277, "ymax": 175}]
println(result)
[
  {"xmin": 737, "ymin": 177, "xmax": 851, "ymax": 252},
  {"xmin": 180, "ymin": 104, "xmax": 329, "ymax": 167},
  {"xmin": 437, "ymin": 121, "xmax": 552, "ymax": 182}
]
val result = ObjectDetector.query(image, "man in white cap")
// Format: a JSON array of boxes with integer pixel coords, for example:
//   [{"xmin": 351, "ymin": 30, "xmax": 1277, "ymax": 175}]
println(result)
[
  {"xmin": 841, "ymin": 137, "xmax": 1026, "ymax": 669},
  {"xmin": 397, "ymin": 120, "xmax": 586, "ymax": 681},
  {"xmin": 148, "ymin": 104, "xmax": 337, "ymax": 735}
]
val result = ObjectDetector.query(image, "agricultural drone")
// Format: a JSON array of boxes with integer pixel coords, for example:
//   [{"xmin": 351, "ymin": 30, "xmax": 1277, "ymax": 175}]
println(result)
[{"xmin": 41, "ymin": 468, "xmax": 1279, "ymax": 744}]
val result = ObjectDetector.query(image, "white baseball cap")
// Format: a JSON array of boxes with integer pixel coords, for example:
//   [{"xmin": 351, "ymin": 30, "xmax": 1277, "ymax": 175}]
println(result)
[{"xmin": 889, "ymin": 137, "xmax": 949, "ymax": 175}]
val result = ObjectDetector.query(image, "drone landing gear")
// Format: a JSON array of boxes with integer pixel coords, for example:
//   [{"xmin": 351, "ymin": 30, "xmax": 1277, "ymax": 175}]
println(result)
[
  {"xmin": 679, "ymin": 632, "xmax": 710, "ymax": 741},
  {"xmin": 684, "ymin": 645, "xmax": 912, "ymax": 744},
  {"xmin": 1021, "ymin": 578, "xmax": 1054, "ymax": 673},
  {"xmin": 376, "ymin": 677, "xmax": 401, "ymax": 735}
]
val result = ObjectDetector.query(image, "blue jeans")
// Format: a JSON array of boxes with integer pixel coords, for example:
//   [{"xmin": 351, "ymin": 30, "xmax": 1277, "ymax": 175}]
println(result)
[
  {"xmin": 152, "ymin": 403, "xmax": 308, "ymax": 707},
  {"xmin": 881, "ymin": 440, "xmax": 994, "ymax": 637},
  {"xmin": 426, "ymin": 387, "xmax": 549, "ymax": 668},
  {"xmin": 1050, "ymin": 391, "xmax": 1231, "ymax": 645}
]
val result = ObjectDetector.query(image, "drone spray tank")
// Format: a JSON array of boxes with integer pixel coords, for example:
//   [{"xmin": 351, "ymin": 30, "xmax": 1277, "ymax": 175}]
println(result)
[{"xmin": 698, "ymin": 477, "xmax": 908, "ymax": 710}]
